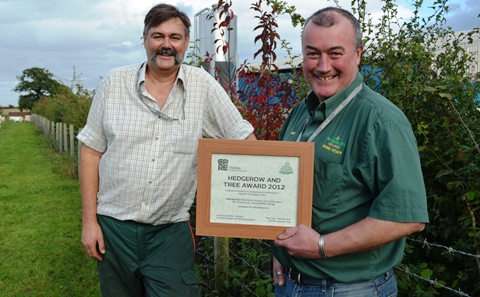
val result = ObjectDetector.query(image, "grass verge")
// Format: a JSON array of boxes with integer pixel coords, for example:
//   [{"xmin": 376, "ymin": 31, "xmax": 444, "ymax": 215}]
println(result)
[{"xmin": 0, "ymin": 121, "xmax": 100, "ymax": 296}]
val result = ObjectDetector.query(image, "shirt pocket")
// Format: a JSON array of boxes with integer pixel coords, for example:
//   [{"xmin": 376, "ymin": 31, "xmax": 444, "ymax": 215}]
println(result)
[
  {"xmin": 315, "ymin": 156, "xmax": 343, "ymax": 180},
  {"xmin": 313, "ymin": 156, "xmax": 344, "ymax": 212},
  {"xmin": 168, "ymin": 119, "xmax": 201, "ymax": 155}
]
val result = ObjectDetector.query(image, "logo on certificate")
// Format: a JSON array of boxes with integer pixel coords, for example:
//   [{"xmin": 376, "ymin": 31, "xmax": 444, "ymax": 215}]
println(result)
[
  {"xmin": 279, "ymin": 162, "xmax": 294, "ymax": 175},
  {"xmin": 218, "ymin": 159, "xmax": 228, "ymax": 171}
]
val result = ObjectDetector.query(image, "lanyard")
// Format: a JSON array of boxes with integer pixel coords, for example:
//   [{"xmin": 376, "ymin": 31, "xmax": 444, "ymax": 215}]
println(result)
[
  {"xmin": 296, "ymin": 84, "xmax": 362, "ymax": 142},
  {"xmin": 137, "ymin": 63, "xmax": 186, "ymax": 121}
]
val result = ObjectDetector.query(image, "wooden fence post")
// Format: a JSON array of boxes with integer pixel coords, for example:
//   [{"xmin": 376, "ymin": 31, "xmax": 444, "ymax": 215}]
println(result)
[
  {"xmin": 50, "ymin": 121, "xmax": 55, "ymax": 144},
  {"xmin": 63, "ymin": 123, "xmax": 68, "ymax": 154},
  {"xmin": 214, "ymin": 237, "xmax": 229, "ymax": 292},
  {"xmin": 58, "ymin": 123, "xmax": 63, "ymax": 153},
  {"xmin": 43, "ymin": 117, "xmax": 48, "ymax": 136},
  {"xmin": 55, "ymin": 122, "xmax": 60, "ymax": 152},
  {"xmin": 69, "ymin": 124, "xmax": 74, "ymax": 158},
  {"xmin": 46, "ymin": 117, "xmax": 50, "ymax": 136}
]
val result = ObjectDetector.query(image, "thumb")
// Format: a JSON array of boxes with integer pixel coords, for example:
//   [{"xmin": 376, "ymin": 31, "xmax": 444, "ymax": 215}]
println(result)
[
  {"xmin": 97, "ymin": 240, "xmax": 106, "ymax": 254},
  {"xmin": 278, "ymin": 226, "xmax": 298, "ymax": 240}
]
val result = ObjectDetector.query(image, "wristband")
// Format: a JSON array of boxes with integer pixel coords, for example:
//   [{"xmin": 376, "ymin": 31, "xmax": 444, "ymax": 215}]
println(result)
[{"xmin": 318, "ymin": 235, "xmax": 327, "ymax": 258}]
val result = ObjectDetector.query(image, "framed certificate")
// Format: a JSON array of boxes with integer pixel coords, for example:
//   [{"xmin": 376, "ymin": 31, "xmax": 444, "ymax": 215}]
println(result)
[{"xmin": 196, "ymin": 139, "xmax": 314, "ymax": 240}]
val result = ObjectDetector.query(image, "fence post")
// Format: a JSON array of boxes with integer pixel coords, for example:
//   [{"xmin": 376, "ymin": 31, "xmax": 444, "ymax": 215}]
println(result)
[
  {"xmin": 42, "ymin": 116, "xmax": 47, "ymax": 136},
  {"xmin": 63, "ymin": 123, "xmax": 68, "ymax": 154},
  {"xmin": 214, "ymin": 237, "xmax": 229, "ymax": 291},
  {"xmin": 69, "ymin": 124, "xmax": 74, "ymax": 158},
  {"xmin": 50, "ymin": 121, "xmax": 55, "ymax": 144},
  {"xmin": 59, "ymin": 122, "xmax": 62, "ymax": 152},
  {"xmin": 55, "ymin": 122, "xmax": 59, "ymax": 152},
  {"xmin": 46, "ymin": 117, "xmax": 50, "ymax": 136},
  {"xmin": 58, "ymin": 123, "xmax": 63, "ymax": 153},
  {"xmin": 54, "ymin": 122, "xmax": 57, "ymax": 149}
]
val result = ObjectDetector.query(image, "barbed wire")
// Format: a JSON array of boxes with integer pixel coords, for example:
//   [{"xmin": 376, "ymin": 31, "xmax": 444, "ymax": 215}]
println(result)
[
  {"xmin": 407, "ymin": 237, "xmax": 480, "ymax": 259},
  {"xmin": 401, "ymin": 237, "xmax": 479, "ymax": 296},
  {"xmin": 197, "ymin": 237, "xmax": 479, "ymax": 297},
  {"xmin": 255, "ymin": 239, "xmax": 272, "ymax": 249},
  {"xmin": 396, "ymin": 267, "xmax": 471, "ymax": 297}
]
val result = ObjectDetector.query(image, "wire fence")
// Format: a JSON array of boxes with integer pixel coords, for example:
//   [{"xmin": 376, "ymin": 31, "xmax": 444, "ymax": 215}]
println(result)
[
  {"xmin": 396, "ymin": 266, "xmax": 471, "ymax": 297},
  {"xmin": 397, "ymin": 237, "xmax": 480, "ymax": 297},
  {"xmin": 31, "ymin": 114, "xmax": 82, "ymax": 166},
  {"xmin": 30, "ymin": 114, "xmax": 480, "ymax": 296},
  {"xmin": 408, "ymin": 238, "xmax": 480, "ymax": 259}
]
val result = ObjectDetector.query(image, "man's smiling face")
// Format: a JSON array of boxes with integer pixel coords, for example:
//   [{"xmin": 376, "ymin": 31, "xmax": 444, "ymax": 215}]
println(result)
[
  {"xmin": 302, "ymin": 13, "xmax": 363, "ymax": 102},
  {"xmin": 143, "ymin": 17, "xmax": 190, "ymax": 72}
]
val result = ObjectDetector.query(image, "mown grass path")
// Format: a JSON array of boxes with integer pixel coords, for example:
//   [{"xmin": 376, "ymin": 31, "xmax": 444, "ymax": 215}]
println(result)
[{"xmin": 0, "ymin": 121, "xmax": 100, "ymax": 296}]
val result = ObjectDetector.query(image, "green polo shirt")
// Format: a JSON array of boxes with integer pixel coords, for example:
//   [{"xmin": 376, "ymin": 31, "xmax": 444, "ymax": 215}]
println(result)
[{"xmin": 271, "ymin": 73, "xmax": 429, "ymax": 282}]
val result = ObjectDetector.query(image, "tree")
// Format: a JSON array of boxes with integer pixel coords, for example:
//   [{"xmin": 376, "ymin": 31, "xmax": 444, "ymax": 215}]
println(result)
[
  {"xmin": 206, "ymin": 0, "xmax": 302, "ymax": 140},
  {"xmin": 32, "ymin": 82, "xmax": 94, "ymax": 128},
  {"xmin": 12, "ymin": 67, "xmax": 62, "ymax": 110}
]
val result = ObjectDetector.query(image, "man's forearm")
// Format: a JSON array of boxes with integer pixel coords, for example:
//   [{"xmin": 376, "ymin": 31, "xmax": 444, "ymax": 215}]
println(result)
[
  {"xmin": 79, "ymin": 145, "xmax": 103, "ymax": 224},
  {"xmin": 324, "ymin": 217, "xmax": 425, "ymax": 258},
  {"xmin": 274, "ymin": 217, "xmax": 425, "ymax": 260}
]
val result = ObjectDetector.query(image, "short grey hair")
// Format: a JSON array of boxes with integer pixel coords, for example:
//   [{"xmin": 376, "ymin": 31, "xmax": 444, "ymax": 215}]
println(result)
[{"xmin": 303, "ymin": 7, "xmax": 363, "ymax": 50}]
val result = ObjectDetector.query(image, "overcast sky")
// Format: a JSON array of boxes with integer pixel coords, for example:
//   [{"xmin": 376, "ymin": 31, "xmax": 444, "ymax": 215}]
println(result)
[{"xmin": 0, "ymin": 0, "xmax": 478, "ymax": 107}]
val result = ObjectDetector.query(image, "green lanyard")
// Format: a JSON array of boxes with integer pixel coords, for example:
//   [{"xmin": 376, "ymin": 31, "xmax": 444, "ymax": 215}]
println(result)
[{"xmin": 296, "ymin": 84, "xmax": 362, "ymax": 142}]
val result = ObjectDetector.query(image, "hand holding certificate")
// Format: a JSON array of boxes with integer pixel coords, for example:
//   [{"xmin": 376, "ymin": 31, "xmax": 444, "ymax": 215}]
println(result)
[{"xmin": 196, "ymin": 139, "xmax": 314, "ymax": 240}]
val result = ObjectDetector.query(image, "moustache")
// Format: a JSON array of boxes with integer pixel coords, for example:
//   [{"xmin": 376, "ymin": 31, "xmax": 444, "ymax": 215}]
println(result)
[{"xmin": 156, "ymin": 48, "xmax": 177, "ymax": 56}]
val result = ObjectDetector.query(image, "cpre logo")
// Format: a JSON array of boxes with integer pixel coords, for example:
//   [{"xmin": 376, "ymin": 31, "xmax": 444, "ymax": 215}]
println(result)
[{"xmin": 218, "ymin": 159, "xmax": 228, "ymax": 171}]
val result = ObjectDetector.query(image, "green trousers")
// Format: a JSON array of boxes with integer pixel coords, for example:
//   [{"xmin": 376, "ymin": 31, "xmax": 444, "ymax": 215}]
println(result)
[{"xmin": 96, "ymin": 215, "xmax": 201, "ymax": 297}]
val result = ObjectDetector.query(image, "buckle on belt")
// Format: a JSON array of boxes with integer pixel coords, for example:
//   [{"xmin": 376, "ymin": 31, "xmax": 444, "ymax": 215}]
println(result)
[
  {"xmin": 287, "ymin": 268, "xmax": 336, "ymax": 286},
  {"xmin": 288, "ymin": 268, "xmax": 302, "ymax": 284}
]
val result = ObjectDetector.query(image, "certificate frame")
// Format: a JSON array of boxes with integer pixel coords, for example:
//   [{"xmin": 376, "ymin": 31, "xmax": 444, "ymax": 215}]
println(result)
[{"xmin": 196, "ymin": 138, "xmax": 314, "ymax": 240}]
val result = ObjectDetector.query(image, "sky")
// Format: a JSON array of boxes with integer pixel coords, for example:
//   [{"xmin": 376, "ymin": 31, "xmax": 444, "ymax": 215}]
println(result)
[{"xmin": 0, "ymin": 0, "xmax": 478, "ymax": 107}]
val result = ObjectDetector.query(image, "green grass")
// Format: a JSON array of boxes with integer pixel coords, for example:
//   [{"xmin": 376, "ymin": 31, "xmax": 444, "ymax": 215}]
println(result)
[{"xmin": 0, "ymin": 121, "xmax": 100, "ymax": 296}]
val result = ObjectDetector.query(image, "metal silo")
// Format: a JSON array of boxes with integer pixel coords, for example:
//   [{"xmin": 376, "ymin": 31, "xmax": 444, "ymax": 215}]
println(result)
[{"xmin": 194, "ymin": 4, "xmax": 238, "ymax": 88}]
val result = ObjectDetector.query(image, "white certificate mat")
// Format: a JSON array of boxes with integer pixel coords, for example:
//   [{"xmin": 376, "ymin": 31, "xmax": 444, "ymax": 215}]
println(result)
[
  {"xmin": 196, "ymin": 139, "xmax": 314, "ymax": 240},
  {"xmin": 210, "ymin": 154, "xmax": 299, "ymax": 226}
]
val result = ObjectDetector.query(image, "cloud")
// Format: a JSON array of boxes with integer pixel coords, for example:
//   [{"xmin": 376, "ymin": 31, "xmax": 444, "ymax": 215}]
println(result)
[{"xmin": 446, "ymin": 0, "xmax": 480, "ymax": 30}]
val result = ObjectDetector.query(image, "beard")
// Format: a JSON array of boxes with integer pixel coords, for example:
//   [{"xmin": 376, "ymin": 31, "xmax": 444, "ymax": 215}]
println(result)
[{"xmin": 149, "ymin": 48, "xmax": 183, "ymax": 66}]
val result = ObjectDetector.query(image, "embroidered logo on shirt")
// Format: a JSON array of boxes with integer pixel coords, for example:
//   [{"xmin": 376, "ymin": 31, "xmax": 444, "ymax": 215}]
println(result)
[{"xmin": 322, "ymin": 136, "xmax": 346, "ymax": 156}]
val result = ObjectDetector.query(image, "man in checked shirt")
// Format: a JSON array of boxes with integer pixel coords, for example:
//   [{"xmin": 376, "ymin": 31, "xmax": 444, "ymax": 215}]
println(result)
[{"xmin": 77, "ymin": 4, "xmax": 255, "ymax": 296}]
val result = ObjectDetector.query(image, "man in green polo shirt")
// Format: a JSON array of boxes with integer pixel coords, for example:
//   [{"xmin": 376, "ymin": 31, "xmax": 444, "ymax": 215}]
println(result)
[{"xmin": 271, "ymin": 7, "xmax": 429, "ymax": 296}]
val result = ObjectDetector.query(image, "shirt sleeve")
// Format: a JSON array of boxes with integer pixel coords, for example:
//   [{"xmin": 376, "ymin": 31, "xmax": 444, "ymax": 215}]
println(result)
[
  {"xmin": 202, "ymin": 75, "xmax": 254, "ymax": 140},
  {"xmin": 361, "ymin": 119, "xmax": 429, "ymax": 223},
  {"xmin": 77, "ymin": 77, "xmax": 109, "ymax": 153}
]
